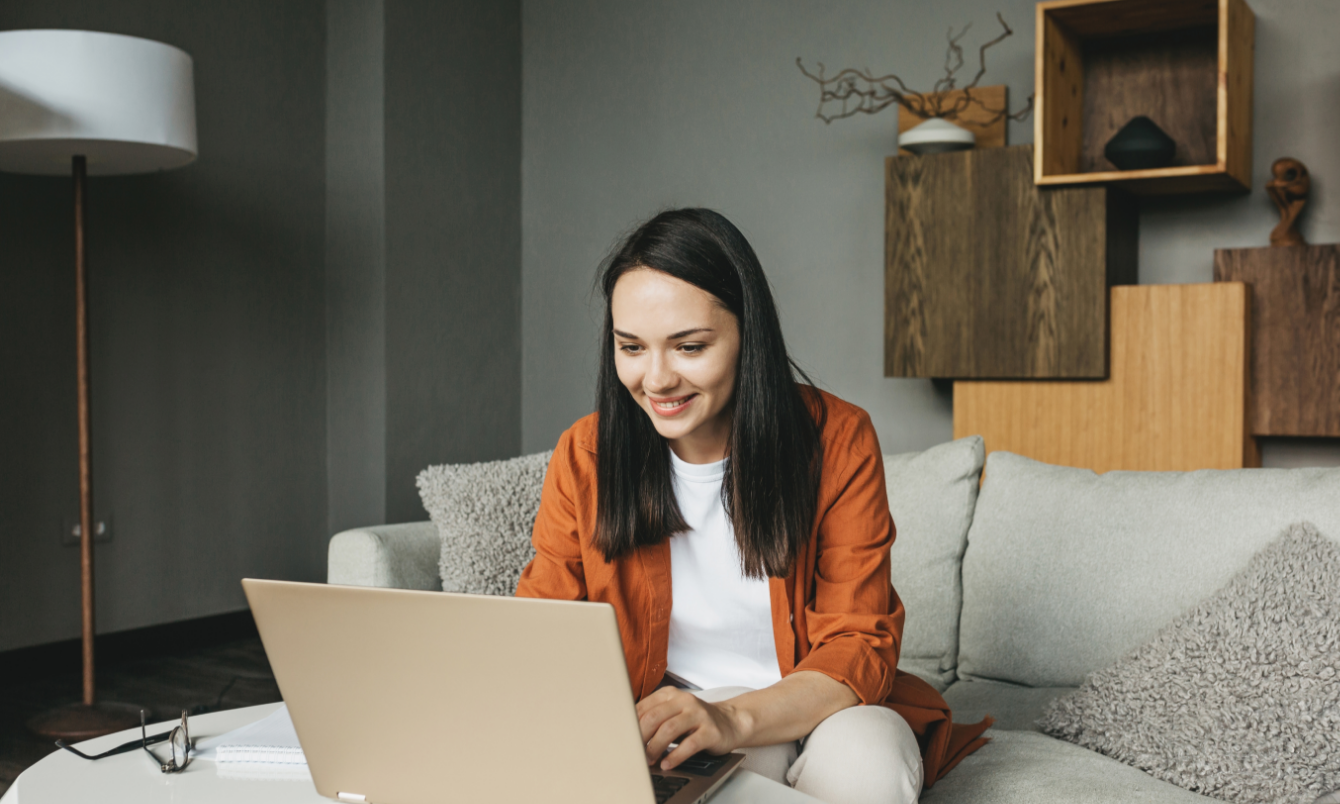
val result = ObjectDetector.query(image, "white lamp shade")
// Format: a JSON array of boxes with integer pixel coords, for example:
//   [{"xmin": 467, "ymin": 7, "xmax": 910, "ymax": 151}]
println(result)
[{"xmin": 0, "ymin": 29, "xmax": 197, "ymax": 176}]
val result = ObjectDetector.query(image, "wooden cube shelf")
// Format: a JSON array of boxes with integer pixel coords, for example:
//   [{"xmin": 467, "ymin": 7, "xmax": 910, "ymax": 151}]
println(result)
[
  {"xmin": 1035, "ymin": 0, "xmax": 1255, "ymax": 195},
  {"xmin": 954, "ymin": 283, "xmax": 1259, "ymax": 473},
  {"xmin": 885, "ymin": 144, "xmax": 1137, "ymax": 379},
  {"xmin": 1214, "ymin": 244, "xmax": 1340, "ymax": 437}
]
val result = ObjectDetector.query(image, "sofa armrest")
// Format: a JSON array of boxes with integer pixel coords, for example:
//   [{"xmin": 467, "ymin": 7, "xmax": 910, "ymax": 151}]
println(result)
[{"xmin": 327, "ymin": 522, "xmax": 440, "ymax": 590}]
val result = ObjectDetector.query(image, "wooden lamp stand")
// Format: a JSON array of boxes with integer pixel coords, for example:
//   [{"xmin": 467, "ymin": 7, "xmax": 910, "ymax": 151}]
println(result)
[{"xmin": 25, "ymin": 157, "xmax": 145, "ymax": 741}]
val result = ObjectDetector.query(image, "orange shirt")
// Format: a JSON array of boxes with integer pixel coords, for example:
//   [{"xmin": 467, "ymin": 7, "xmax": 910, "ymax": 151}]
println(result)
[{"xmin": 515, "ymin": 389, "xmax": 990, "ymax": 786}]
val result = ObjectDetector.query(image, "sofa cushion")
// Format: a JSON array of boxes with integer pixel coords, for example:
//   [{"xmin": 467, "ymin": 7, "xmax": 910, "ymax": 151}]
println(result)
[
  {"xmin": 942, "ymin": 678, "xmax": 1075, "ymax": 732},
  {"xmin": 417, "ymin": 451, "xmax": 551, "ymax": 595},
  {"xmin": 885, "ymin": 436, "xmax": 985, "ymax": 691},
  {"xmin": 919, "ymin": 731, "xmax": 1214, "ymax": 803},
  {"xmin": 1038, "ymin": 522, "xmax": 1340, "ymax": 804},
  {"xmin": 957, "ymin": 452, "xmax": 1340, "ymax": 687}
]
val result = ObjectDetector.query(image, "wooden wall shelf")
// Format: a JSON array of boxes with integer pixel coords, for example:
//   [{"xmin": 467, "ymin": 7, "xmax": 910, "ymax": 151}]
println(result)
[
  {"xmin": 885, "ymin": 144, "xmax": 1137, "ymax": 379},
  {"xmin": 954, "ymin": 283, "xmax": 1259, "ymax": 472},
  {"xmin": 1035, "ymin": 0, "xmax": 1255, "ymax": 195},
  {"xmin": 1214, "ymin": 244, "xmax": 1340, "ymax": 437}
]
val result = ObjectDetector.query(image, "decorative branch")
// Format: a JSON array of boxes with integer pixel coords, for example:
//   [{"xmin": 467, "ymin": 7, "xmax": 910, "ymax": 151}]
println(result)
[{"xmin": 797, "ymin": 12, "xmax": 1033, "ymax": 126}]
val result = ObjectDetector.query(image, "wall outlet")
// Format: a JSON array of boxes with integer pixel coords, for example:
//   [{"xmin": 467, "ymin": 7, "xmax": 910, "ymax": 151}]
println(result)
[{"xmin": 61, "ymin": 517, "xmax": 112, "ymax": 546}]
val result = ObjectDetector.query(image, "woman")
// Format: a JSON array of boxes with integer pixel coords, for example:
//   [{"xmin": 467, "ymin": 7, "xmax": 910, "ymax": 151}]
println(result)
[{"xmin": 516, "ymin": 208, "xmax": 989, "ymax": 803}]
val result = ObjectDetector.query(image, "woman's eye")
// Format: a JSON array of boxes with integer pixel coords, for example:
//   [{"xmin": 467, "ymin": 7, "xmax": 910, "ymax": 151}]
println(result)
[
  {"xmin": 679, "ymin": 344, "xmax": 705, "ymax": 354},
  {"xmin": 619, "ymin": 343, "xmax": 642, "ymax": 354}
]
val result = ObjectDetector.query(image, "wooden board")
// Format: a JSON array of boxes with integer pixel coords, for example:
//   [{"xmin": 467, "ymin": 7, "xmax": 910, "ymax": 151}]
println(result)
[
  {"xmin": 954, "ymin": 283, "xmax": 1259, "ymax": 472},
  {"xmin": 1214, "ymin": 245, "xmax": 1340, "ymax": 436},
  {"xmin": 897, "ymin": 85, "xmax": 1007, "ymax": 157},
  {"xmin": 1221, "ymin": 0, "xmax": 1255, "ymax": 186},
  {"xmin": 885, "ymin": 144, "xmax": 1137, "ymax": 379}
]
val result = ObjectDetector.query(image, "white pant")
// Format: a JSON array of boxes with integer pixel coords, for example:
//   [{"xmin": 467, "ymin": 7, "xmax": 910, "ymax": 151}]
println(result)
[{"xmin": 694, "ymin": 686, "xmax": 923, "ymax": 804}]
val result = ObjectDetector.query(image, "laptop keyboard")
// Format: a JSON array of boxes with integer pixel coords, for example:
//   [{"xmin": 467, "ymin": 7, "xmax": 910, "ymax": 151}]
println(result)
[
  {"xmin": 650, "ymin": 752, "xmax": 732, "ymax": 802},
  {"xmin": 668, "ymin": 752, "xmax": 730, "ymax": 777},
  {"xmin": 650, "ymin": 774, "xmax": 690, "ymax": 803}
]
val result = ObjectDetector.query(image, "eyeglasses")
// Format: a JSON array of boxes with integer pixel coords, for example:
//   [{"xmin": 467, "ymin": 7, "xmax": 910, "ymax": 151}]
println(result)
[
  {"xmin": 142, "ymin": 709, "xmax": 191, "ymax": 772},
  {"xmin": 54, "ymin": 709, "xmax": 192, "ymax": 773}
]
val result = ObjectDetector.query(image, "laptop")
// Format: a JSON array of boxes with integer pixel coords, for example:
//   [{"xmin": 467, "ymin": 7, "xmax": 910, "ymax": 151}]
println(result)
[{"xmin": 242, "ymin": 579, "xmax": 744, "ymax": 804}]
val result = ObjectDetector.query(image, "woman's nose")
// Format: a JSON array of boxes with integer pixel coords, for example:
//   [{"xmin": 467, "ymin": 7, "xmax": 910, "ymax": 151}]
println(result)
[{"xmin": 645, "ymin": 351, "xmax": 677, "ymax": 392}]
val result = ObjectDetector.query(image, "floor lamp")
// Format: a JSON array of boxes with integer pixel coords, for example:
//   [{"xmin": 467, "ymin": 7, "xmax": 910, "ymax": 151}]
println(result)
[{"xmin": 0, "ymin": 30, "xmax": 198, "ymax": 740}]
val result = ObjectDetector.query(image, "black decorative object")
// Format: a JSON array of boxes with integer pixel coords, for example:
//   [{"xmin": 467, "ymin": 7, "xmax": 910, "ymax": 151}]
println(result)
[{"xmin": 1103, "ymin": 116, "xmax": 1176, "ymax": 171}]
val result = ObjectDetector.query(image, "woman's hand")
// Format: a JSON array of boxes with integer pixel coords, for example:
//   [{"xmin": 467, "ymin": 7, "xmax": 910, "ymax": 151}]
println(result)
[
  {"xmin": 635, "ymin": 687, "xmax": 751, "ymax": 771},
  {"xmin": 637, "ymin": 671, "xmax": 860, "ymax": 771}
]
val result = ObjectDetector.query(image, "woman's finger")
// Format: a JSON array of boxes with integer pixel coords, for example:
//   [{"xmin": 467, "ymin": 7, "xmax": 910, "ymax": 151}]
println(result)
[
  {"xmin": 645, "ymin": 712, "xmax": 696, "ymax": 764},
  {"xmin": 637, "ymin": 689, "xmax": 696, "ymax": 740},
  {"xmin": 658, "ymin": 732, "xmax": 707, "ymax": 771},
  {"xmin": 635, "ymin": 686, "xmax": 676, "ymax": 715},
  {"xmin": 637, "ymin": 698, "xmax": 685, "ymax": 744}
]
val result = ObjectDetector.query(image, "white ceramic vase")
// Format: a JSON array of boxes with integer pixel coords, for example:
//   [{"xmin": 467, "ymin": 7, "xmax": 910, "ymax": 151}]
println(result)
[{"xmin": 899, "ymin": 117, "xmax": 975, "ymax": 155}]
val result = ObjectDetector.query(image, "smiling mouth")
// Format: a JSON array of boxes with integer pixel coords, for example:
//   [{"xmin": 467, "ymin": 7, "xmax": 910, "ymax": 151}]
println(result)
[{"xmin": 648, "ymin": 394, "xmax": 696, "ymax": 416}]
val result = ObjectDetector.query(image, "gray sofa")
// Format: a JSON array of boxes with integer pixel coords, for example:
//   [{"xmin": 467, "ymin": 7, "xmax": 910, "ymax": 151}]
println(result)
[{"xmin": 327, "ymin": 437, "xmax": 1340, "ymax": 803}]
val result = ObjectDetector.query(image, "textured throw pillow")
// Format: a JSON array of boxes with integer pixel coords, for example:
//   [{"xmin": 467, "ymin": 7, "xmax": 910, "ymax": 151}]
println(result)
[
  {"xmin": 1038, "ymin": 522, "xmax": 1340, "ymax": 804},
  {"xmin": 417, "ymin": 451, "xmax": 551, "ymax": 595},
  {"xmin": 884, "ymin": 436, "xmax": 985, "ymax": 691}
]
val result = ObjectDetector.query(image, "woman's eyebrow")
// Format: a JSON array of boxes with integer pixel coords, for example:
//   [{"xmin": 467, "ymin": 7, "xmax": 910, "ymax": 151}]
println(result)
[{"xmin": 612, "ymin": 327, "xmax": 714, "ymax": 340}]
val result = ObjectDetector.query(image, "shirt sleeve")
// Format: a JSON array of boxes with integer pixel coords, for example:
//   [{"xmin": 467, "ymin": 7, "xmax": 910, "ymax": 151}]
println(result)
[
  {"xmin": 792, "ymin": 410, "xmax": 903, "ymax": 705},
  {"xmin": 515, "ymin": 428, "xmax": 588, "ymax": 602}
]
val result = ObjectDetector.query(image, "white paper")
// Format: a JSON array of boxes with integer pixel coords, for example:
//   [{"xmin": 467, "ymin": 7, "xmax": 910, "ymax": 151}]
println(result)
[{"xmin": 194, "ymin": 703, "xmax": 307, "ymax": 766}]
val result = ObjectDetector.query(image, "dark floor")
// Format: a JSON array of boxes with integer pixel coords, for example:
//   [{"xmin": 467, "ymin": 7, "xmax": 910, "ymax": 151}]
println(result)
[{"xmin": 0, "ymin": 637, "xmax": 281, "ymax": 797}]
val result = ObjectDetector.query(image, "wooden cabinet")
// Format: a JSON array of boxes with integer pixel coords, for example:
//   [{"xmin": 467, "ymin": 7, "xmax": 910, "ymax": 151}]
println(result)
[{"xmin": 884, "ymin": 144, "xmax": 1136, "ymax": 379}]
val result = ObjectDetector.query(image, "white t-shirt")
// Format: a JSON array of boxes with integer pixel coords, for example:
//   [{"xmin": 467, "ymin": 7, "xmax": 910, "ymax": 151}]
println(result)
[{"xmin": 665, "ymin": 451, "xmax": 783, "ymax": 691}]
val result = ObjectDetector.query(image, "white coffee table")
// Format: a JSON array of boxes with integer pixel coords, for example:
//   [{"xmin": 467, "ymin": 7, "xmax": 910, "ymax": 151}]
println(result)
[{"xmin": 3, "ymin": 703, "xmax": 819, "ymax": 803}]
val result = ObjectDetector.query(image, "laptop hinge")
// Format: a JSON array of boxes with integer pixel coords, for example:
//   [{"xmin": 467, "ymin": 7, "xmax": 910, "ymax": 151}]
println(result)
[{"xmin": 337, "ymin": 794, "xmax": 366, "ymax": 802}]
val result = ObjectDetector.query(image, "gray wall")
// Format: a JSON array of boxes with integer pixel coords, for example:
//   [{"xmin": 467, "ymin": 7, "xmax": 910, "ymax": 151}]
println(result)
[
  {"xmin": 326, "ymin": 0, "xmax": 523, "ymax": 532},
  {"xmin": 327, "ymin": 0, "xmax": 388, "ymax": 537},
  {"xmin": 384, "ymin": 0, "xmax": 523, "ymax": 522},
  {"xmin": 520, "ymin": 0, "xmax": 1340, "ymax": 471},
  {"xmin": 0, "ymin": 0, "xmax": 329, "ymax": 652}
]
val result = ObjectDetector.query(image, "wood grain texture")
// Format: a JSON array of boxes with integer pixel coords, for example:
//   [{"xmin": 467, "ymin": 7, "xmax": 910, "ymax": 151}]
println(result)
[
  {"xmin": 885, "ymin": 144, "xmax": 1137, "ymax": 379},
  {"xmin": 1034, "ymin": 0, "xmax": 1252, "ymax": 194},
  {"xmin": 1036, "ymin": 9, "xmax": 1085, "ymax": 178},
  {"xmin": 954, "ymin": 283, "xmax": 1259, "ymax": 472},
  {"xmin": 1036, "ymin": 163, "xmax": 1248, "ymax": 193},
  {"xmin": 1042, "ymin": 0, "xmax": 1217, "ymax": 37},
  {"xmin": 1215, "ymin": 245, "xmax": 1340, "ymax": 436},
  {"xmin": 1080, "ymin": 28, "xmax": 1218, "ymax": 172},
  {"xmin": 898, "ymin": 86, "xmax": 1007, "ymax": 157},
  {"xmin": 1221, "ymin": 0, "xmax": 1255, "ymax": 188}
]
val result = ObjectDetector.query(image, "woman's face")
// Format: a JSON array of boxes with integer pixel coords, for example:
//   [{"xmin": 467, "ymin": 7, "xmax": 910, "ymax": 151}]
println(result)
[{"xmin": 610, "ymin": 268, "xmax": 741, "ymax": 464}]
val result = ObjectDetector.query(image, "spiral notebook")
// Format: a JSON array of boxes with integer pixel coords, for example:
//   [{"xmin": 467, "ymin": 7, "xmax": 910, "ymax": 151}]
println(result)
[{"xmin": 196, "ymin": 703, "xmax": 307, "ymax": 765}]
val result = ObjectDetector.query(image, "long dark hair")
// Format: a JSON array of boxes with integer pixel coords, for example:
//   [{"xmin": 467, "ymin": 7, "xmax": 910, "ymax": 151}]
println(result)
[{"xmin": 593, "ymin": 208, "xmax": 825, "ymax": 579}]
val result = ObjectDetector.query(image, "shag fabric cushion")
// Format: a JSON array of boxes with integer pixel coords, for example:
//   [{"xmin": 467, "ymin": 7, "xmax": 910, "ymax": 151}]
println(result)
[
  {"xmin": 1038, "ymin": 522, "xmax": 1340, "ymax": 804},
  {"xmin": 417, "ymin": 451, "xmax": 551, "ymax": 596}
]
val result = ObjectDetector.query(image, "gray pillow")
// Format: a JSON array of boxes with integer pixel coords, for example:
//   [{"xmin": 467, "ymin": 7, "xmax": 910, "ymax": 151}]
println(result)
[
  {"xmin": 1038, "ymin": 522, "xmax": 1340, "ymax": 804},
  {"xmin": 885, "ymin": 436, "xmax": 984, "ymax": 691},
  {"xmin": 417, "ymin": 451, "xmax": 551, "ymax": 595}
]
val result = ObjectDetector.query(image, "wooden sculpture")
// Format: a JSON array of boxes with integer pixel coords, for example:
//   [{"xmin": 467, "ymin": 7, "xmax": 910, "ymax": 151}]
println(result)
[{"xmin": 1266, "ymin": 157, "xmax": 1309, "ymax": 247}]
